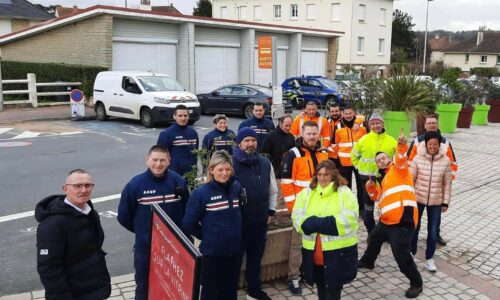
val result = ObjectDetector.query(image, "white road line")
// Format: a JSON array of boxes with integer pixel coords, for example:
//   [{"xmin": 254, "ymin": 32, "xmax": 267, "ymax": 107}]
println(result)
[
  {"xmin": 0, "ymin": 128, "xmax": 13, "ymax": 135},
  {"xmin": 58, "ymin": 131, "xmax": 84, "ymax": 135},
  {"xmin": 11, "ymin": 131, "xmax": 41, "ymax": 139},
  {"xmin": 0, "ymin": 193, "xmax": 121, "ymax": 223}
]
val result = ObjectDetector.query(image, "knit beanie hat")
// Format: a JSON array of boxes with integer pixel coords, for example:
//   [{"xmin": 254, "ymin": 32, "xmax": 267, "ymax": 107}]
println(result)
[
  {"xmin": 236, "ymin": 127, "xmax": 258, "ymax": 144},
  {"xmin": 369, "ymin": 113, "xmax": 384, "ymax": 124}
]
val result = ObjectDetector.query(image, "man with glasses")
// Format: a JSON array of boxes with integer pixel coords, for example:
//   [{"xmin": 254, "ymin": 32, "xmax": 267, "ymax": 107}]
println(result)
[
  {"xmin": 36, "ymin": 169, "xmax": 111, "ymax": 300},
  {"xmin": 118, "ymin": 145, "xmax": 189, "ymax": 300}
]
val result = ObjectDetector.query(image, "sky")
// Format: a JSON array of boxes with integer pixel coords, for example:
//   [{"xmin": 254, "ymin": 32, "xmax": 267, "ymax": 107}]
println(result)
[{"xmin": 31, "ymin": 0, "xmax": 500, "ymax": 32}]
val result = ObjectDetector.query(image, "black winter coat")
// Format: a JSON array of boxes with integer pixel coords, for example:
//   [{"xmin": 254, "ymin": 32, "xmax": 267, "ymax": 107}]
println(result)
[
  {"xmin": 261, "ymin": 126, "xmax": 296, "ymax": 178},
  {"xmin": 35, "ymin": 195, "xmax": 111, "ymax": 300}
]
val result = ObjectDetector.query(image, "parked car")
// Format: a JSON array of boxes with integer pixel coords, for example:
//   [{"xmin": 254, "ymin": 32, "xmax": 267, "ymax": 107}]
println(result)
[
  {"xmin": 490, "ymin": 77, "xmax": 500, "ymax": 86},
  {"xmin": 93, "ymin": 71, "xmax": 200, "ymax": 127},
  {"xmin": 282, "ymin": 76, "xmax": 345, "ymax": 107},
  {"xmin": 197, "ymin": 84, "xmax": 293, "ymax": 118}
]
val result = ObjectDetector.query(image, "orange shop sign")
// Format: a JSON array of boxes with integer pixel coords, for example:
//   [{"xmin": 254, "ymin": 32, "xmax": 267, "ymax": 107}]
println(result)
[{"xmin": 258, "ymin": 36, "xmax": 272, "ymax": 69}]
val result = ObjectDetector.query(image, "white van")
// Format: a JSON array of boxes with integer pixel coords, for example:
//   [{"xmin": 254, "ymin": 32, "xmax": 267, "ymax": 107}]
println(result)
[{"xmin": 93, "ymin": 71, "xmax": 200, "ymax": 127}]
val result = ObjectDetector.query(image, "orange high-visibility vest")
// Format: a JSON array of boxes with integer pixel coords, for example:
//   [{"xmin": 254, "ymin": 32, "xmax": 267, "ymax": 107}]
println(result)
[
  {"xmin": 327, "ymin": 120, "xmax": 341, "ymax": 159},
  {"xmin": 365, "ymin": 144, "xmax": 419, "ymax": 227},
  {"xmin": 335, "ymin": 123, "xmax": 367, "ymax": 166}
]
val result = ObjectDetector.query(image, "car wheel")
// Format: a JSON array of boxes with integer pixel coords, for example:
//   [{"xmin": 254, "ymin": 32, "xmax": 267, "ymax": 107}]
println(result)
[
  {"xmin": 244, "ymin": 104, "xmax": 253, "ymax": 119},
  {"xmin": 140, "ymin": 107, "xmax": 155, "ymax": 128},
  {"xmin": 95, "ymin": 102, "xmax": 108, "ymax": 121},
  {"xmin": 325, "ymin": 96, "xmax": 337, "ymax": 108}
]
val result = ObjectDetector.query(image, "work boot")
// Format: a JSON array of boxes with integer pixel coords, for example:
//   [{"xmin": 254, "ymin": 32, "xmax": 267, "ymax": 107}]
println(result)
[
  {"xmin": 288, "ymin": 279, "xmax": 302, "ymax": 295},
  {"xmin": 357, "ymin": 260, "xmax": 374, "ymax": 270},
  {"xmin": 405, "ymin": 286, "xmax": 423, "ymax": 298},
  {"xmin": 437, "ymin": 235, "xmax": 447, "ymax": 246}
]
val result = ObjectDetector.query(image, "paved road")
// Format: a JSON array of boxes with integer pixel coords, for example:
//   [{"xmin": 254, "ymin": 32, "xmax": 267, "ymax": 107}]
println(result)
[{"xmin": 0, "ymin": 114, "xmax": 251, "ymax": 295}]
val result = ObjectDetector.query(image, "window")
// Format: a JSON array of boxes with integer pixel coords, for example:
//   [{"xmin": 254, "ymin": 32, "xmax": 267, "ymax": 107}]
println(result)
[
  {"xmin": 290, "ymin": 4, "xmax": 298, "ymax": 19},
  {"xmin": 465, "ymin": 54, "xmax": 469, "ymax": 63},
  {"xmin": 308, "ymin": 80, "xmax": 321, "ymax": 88},
  {"xmin": 331, "ymin": 3, "xmax": 340, "ymax": 21},
  {"xmin": 220, "ymin": 6, "xmax": 228, "ymax": 19},
  {"xmin": 273, "ymin": 5, "xmax": 281, "ymax": 19},
  {"xmin": 380, "ymin": 8, "xmax": 386, "ymax": 26},
  {"xmin": 357, "ymin": 37, "xmax": 365, "ymax": 54},
  {"xmin": 218, "ymin": 87, "xmax": 233, "ymax": 95},
  {"xmin": 481, "ymin": 55, "xmax": 488, "ymax": 63},
  {"xmin": 254, "ymin": 5, "xmax": 262, "ymax": 20},
  {"xmin": 378, "ymin": 38, "xmax": 385, "ymax": 55},
  {"xmin": 497, "ymin": 55, "xmax": 500, "ymax": 64},
  {"xmin": 358, "ymin": 4, "xmax": 366, "ymax": 23},
  {"xmin": 239, "ymin": 6, "xmax": 247, "ymax": 20},
  {"xmin": 122, "ymin": 77, "xmax": 141, "ymax": 94},
  {"xmin": 306, "ymin": 4, "xmax": 315, "ymax": 20}
]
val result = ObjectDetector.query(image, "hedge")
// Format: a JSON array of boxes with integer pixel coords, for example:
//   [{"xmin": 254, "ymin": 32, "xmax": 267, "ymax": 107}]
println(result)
[
  {"xmin": 1, "ymin": 61, "xmax": 107, "ymax": 102},
  {"xmin": 470, "ymin": 67, "xmax": 500, "ymax": 78}
]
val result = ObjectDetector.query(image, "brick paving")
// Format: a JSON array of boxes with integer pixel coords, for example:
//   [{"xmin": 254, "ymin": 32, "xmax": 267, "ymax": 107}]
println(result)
[{"xmin": 1, "ymin": 123, "xmax": 500, "ymax": 299}]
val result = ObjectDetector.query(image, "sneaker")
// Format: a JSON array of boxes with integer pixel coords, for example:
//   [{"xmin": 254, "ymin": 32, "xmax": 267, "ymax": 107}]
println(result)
[
  {"xmin": 288, "ymin": 279, "xmax": 302, "ymax": 295},
  {"xmin": 437, "ymin": 235, "xmax": 447, "ymax": 246},
  {"xmin": 357, "ymin": 260, "xmax": 374, "ymax": 270},
  {"xmin": 405, "ymin": 286, "xmax": 423, "ymax": 298},
  {"xmin": 246, "ymin": 290, "xmax": 272, "ymax": 300},
  {"xmin": 425, "ymin": 258, "xmax": 437, "ymax": 272}
]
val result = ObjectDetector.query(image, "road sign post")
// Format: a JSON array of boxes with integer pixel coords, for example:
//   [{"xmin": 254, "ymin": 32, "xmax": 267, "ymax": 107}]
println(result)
[
  {"xmin": 258, "ymin": 36, "xmax": 284, "ymax": 122},
  {"xmin": 70, "ymin": 89, "xmax": 85, "ymax": 118}
]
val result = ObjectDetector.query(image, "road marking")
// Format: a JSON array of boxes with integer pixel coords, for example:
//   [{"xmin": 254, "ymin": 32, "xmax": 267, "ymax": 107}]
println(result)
[
  {"xmin": 0, "ymin": 128, "xmax": 13, "ymax": 135},
  {"xmin": 11, "ymin": 131, "xmax": 40, "ymax": 139},
  {"xmin": 58, "ymin": 131, "xmax": 84, "ymax": 135},
  {"xmin": 122, "ymin": 132, "xmax": 148, "ymax": 136},
  {"xmin": 0, "ymin": 193, "xmax": 121, "ymax": 223}
]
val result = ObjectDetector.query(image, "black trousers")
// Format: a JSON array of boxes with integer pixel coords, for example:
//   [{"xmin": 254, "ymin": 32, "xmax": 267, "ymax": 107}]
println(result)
[
  {"xmin": 237, "ymin": 222, "xmax": 268, "ymax": 296},
  {"xmin": 360, "ymin": 223, "xmax": 423, "ymax": 288},
  {"xmin": 201, "ymin": 255, "xmax": 239, "ymax": 300},
  {"xmin": 339, "ymin": 165, "xmax": 363, "ymax": 215},
  {"xmin": 313, "ymin": 265, "xmax": 343, "ymax": 300},
  {"xmin": 359, "ymin": 175, "xmax": 376, "ymax": 233}
]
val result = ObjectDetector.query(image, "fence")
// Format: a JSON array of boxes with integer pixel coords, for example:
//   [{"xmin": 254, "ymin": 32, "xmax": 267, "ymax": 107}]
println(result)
[{"xmin": 1, "ymin": 73, "xmax": 81, "ymax": 108}]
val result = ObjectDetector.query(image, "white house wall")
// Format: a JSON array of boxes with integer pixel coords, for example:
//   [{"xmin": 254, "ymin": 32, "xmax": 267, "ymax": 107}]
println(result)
[
  {"xmin": 0, "ymin": 19, "xmax": 12, "ymax": 35},
  {"xmin": 444, "ymin": 53, "xmax": 500, "ymax": 70}
]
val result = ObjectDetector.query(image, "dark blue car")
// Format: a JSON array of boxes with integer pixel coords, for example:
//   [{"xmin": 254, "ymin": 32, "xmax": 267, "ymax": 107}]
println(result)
[{"xmin": 282, "ymin": 76, "xmax": 345, "ymax": 107}]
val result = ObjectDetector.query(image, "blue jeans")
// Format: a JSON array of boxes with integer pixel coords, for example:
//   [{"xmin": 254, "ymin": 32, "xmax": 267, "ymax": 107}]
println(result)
[{"xmin": 411, "ymin": 204, "xmax": 442, "ymax": 260}]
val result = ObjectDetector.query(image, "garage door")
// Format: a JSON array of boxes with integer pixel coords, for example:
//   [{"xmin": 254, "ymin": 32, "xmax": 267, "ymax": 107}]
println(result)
[
  {"xmin": 253, "ymin": 49, "xmax": 287, "ymax": 87},
  {"xmin": 300, "ymin": 51, "xmax": 327, "ymax": 77},
  {"xmin": 195, "ymin": 46, "xmax": 239, "ymax": 93},
  {"xmin": 112, "ymin": 42, "xmax": 177, "ymax": 77}
]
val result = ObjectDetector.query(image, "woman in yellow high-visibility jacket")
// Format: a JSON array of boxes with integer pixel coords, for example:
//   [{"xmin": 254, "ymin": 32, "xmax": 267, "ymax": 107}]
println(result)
[{"xmin": 292, "ymin": 160, "xmax": 359, "ymax": 300}]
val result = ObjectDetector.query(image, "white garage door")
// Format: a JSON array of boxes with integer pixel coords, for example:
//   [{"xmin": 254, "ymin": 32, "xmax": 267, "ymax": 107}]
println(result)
[
  {"xmin": 300, "ymin": 51, "xmax": 327, "ymax": 77},
  {"xmin": 112, "ymin": 42, "xmax": 177, "ymax": 77},
  {"xmin": 195, "ymin": 46, "xmax": 239, "ymax": 93},
  {"xmin": 253, "ymin": 49, "xmax": 287, "ymax": 87}
]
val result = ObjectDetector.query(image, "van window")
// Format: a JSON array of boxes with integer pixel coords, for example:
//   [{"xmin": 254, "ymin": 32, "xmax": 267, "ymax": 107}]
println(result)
[
  {"xmin": 137, "ymin": 76, "xmax": 184, "ymax": 92},
  {"xmin": 122, "ymin": 77, "xmax": 142, "ymax": 94}
]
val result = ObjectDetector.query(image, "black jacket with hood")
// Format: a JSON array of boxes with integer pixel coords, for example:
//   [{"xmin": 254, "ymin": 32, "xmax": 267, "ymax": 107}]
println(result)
[{"xmin": 35, "ymin": 195, "xmax": 111, "ymax": 300}]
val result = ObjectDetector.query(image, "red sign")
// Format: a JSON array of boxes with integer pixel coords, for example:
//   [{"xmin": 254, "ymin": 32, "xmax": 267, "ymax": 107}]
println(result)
[
  {"xmin": 258, "ymin": 36, "xmax": 273, "ymax": 69},
  {"xmin": 70, "ymin": 89, "xmax": 84, "ymax": 102},
  {"xmin": 148, "ymin": 206, "xmax": 201, "ymax": 300}
]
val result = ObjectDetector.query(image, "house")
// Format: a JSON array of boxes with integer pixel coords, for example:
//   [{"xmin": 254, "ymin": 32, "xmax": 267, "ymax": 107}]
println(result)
[
  {"xmin": 0, "ymin": 0, "xmax": 53, "ymax": 36},
  {"xmin": 429, "ymin": 34, "xmax": 454, "ymax": 65},
  {"xmin": 211, "ymin": 0, "xmax": 393, "ymax": 77},
  {"xmin": 441, "ymin": 28, "xmax": 500, "ymax": 72},
  {"xmin": 0, "ymin": 5, "xmax": 343, "ymax": 93}
]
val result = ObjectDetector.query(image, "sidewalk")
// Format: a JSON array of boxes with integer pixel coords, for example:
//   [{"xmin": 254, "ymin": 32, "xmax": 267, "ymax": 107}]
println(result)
[
  {"xmin": 1, "ymin": 122, "xmax": 499, "ymax": 300},
  {"xmin": 0, "ymin": 105, "xmax": 95, "ymax": 125}
]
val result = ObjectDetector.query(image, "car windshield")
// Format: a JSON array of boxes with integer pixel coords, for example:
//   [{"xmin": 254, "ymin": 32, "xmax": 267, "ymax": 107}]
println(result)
[
  {"xmin": 317, "ymin": 78, "xmax": 340, "ymax": 90},
  {"xmin": 252, "ymin": 86, "xmax": 272, "ymax": 96},
  {"xmin": 137, "ymin": 76, "xmax": 184, "ymax": 92}
]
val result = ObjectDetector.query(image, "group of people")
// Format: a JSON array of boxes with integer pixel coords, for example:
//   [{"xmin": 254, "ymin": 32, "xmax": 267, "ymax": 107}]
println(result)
[{"xmin": 35, "ymin": 102, "xmax": 457, "ymax": 300}]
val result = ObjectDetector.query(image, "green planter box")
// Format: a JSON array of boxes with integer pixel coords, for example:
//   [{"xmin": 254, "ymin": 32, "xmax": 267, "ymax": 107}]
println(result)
[
  {"xmin": 382, "ymin": 111, "xmax": 412, "ymax": 139},
  {"xmin": 472, "ymin": 104, "xmax": 491, "ymax": 125},
  {"xmin": 436, "ymin": 103, "xmax": 462, "ymax": 133}
]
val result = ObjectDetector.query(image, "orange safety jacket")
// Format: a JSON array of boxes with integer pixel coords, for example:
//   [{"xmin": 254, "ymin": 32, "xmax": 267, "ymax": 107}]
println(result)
[
  {"xmin": 365, "ymin": 144, "xmax": 419, "ymax": 227},
  {"xmin": 408, "ymin": 134, "xmax": 458, "ymax": 180},
  {"xmin": 327, "ymin": 119, "xmax": 341, "ymax": 159},
  {"xmin": 280, "ymin": 141, "xmax": 329, "ymax": 212},
  {"xmin": 334, "ymin": 121, "xmax": 367, "ymax": 166},
  {"xmin": 290, "ymin": 113, "xmax": 331, "ymax": 148}
]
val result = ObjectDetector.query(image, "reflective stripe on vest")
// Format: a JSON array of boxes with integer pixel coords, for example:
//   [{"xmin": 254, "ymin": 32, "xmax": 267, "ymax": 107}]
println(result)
[
  {"xmin": 291, "ymin": 147, "xmax": 301, "ymax": 158},
  {"xmin": 294, "ymin": 180, "xmax": 310, "ymax": 187},
  {"xmin": 380, "ymin": 185, "xmax": 415, "ymax": 202},
  {"xmin": 380, "ymin": 199, "xmax": 417, "ymax": 215},
  {"xmin": 284, "ymin": 195, "xmax": 296, "ymax": 202},
  {"xmin": 338, "ymin": 152, "xmax": 351, "ymax": 158}
]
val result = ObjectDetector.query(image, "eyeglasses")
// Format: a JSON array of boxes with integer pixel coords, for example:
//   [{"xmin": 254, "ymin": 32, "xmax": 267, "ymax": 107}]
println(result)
[{"xmin": 66, "ymin": 183, "xmax": 95, "ymax": 190}]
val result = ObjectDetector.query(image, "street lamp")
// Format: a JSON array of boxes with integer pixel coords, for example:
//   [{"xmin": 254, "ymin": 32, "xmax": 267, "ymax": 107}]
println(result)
[{"xmin": 422, "ymin": 0, "xmax": 434, "ymax": 74}]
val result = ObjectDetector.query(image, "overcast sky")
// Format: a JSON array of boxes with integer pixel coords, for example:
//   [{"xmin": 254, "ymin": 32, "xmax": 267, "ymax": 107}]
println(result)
[{"xmin": 31, "ymin": 0, "xmax": 500, "ymax": 32}]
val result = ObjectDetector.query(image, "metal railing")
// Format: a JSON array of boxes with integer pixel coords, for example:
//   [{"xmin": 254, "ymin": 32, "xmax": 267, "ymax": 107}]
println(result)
[{"xmin": 1, "ymin": 73, "xmax": 81, "ymax": 108}]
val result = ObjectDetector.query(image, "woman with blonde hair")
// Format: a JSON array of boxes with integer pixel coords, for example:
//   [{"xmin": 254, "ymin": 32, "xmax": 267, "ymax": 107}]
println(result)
[
  {"xmin": 182, "ymin": 150, "xmax": 244, "ymax": 300},
  {"xmin": 292, "ymin": 160, "xmax": 359, "ymax": 300}
]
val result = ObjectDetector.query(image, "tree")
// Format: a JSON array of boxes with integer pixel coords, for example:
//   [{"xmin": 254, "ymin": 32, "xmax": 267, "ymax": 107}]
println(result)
[
  {"xmin": 391, "ymin": 9, "xmax": 416, "ymax": 61},
  {"xmin": 193, "ymin": 0, "xmax": 212, "ymax": 17}
]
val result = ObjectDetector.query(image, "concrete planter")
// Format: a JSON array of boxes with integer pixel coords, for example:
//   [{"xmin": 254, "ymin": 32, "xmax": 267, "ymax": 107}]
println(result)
[{"xmin": 239, "ymin": 227, "xmax": 293, "ymax": 287}]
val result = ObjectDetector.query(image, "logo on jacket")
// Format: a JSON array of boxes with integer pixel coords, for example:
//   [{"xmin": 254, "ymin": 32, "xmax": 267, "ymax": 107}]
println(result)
[
  {"xmin": 210, "ymin": 195, "xmax": 223, "ymax": 201},
  {"xmin": 40, "ymin": 249, "xmax": 48, "ymax": 255},
  {"xmin": 175, "ymin": 136, "xmax": 183, "ymax": 139},
  {"xmin": 144, "ymin": 190, "xmax": 156, "ymax": 195}
]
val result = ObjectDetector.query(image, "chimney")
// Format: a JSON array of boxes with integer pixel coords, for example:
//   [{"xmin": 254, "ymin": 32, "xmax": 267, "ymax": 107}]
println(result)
[
  {"xmin": 477, "ymin": 26, "xmax": 485, "ymax": 45},
  {"xmin": 140, "ymin": 0, "xmax": 152, "ymax": 11}
]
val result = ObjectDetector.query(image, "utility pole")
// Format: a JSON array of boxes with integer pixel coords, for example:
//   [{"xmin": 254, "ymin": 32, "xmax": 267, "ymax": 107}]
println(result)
[
  {"xmin": 0, "ymin": 51, "xmax": 3, "ymax": 112},
  {"xmin": 423, "ymin": 0, "xmax": 434, "ymax": 74}
]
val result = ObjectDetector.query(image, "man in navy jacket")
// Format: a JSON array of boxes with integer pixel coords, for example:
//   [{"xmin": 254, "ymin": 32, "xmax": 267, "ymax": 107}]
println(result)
[
  {"xmin": 118, "ymin": 145, "xmax": 189, "ymax": 300},
  {"xmin": 238, "ymin": 103, "xmax": 275, "ymax": 153},
  {"xmin": 157, "ymin": 104, "xmax": 199, "ymax": 177}
]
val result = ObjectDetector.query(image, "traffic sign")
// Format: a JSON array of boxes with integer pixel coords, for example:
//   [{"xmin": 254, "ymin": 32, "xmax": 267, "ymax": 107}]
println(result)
[
  {"xmin": 70, "ymin": 89, "xmax": 85, "ymax": 117},
  {"xmin": 70, "ymin": 89, "xmax": 84, "ymax": 102}
]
